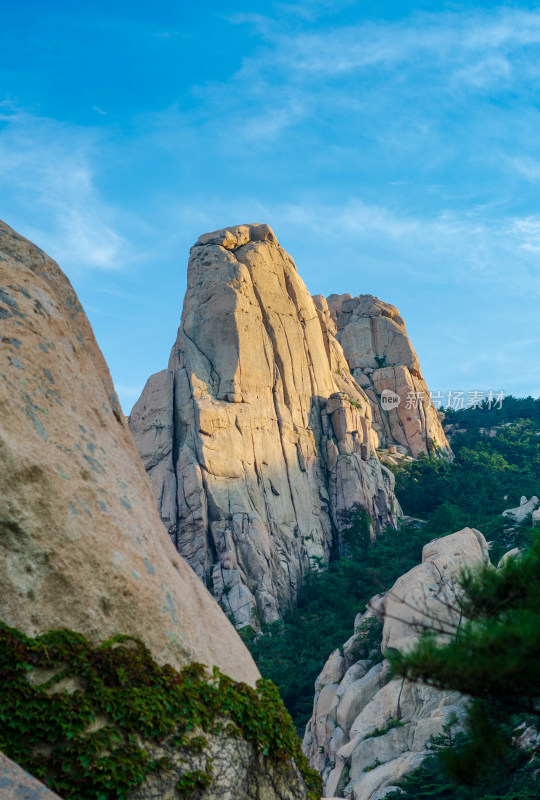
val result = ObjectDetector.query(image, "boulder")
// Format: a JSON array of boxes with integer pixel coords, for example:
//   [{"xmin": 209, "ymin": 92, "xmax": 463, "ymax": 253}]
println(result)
[
  {"xmin": 130, "ymin": 224, "xmax": 399, "ymax": 627},
  {"xmin": 502, "ymin": 495, "xmax": 539, "ymax": 523},
  {"xmin": 383, "ymin": 528, "xmax": 489, "ymax": 653}
]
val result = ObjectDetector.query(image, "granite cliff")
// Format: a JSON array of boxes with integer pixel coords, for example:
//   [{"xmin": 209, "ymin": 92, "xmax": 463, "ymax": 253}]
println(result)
[{"xmin": 130, "ymin": 225, "xmax": 400, "ymax": 629}]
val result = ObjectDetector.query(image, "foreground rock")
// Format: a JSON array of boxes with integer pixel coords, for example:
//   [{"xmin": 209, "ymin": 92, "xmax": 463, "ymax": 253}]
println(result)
[
  {"xmin": 315, "ymin": 294, "xmax": 451, "ymax": 458},
  {"xmin": 131, "ymin": 224, "xmax": 399, "ymax": 628},
  {"xmin": 303, "ymin": 528, "xmax": 491, "ymax": 799},
  {"xmin": 0, "ymin": 752, "xmax": 62, "ymax": 800},
  {"xmin": 0, "ymin": 220, "xmax": 316, "ymax": 799},
  {"xmin": 0, "ymin": 219, "xmax": 256, "ymax": 684}
]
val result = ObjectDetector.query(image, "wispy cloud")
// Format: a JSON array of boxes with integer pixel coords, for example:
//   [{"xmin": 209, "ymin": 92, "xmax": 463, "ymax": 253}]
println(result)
[
  {"xmin": 115, "ymin": 383, "xmax": 144, "ymax": 413},
  {"xmin": 236, "ymin": 8, "xmax": 540, "ymax": 79},
  {"xmin": 510, "ymin": 156, "xmax": 540, "ymax": 182},
  {"xmin": 0, "ymin": 105, "xmax": 129, "ymax": 274},
  {"xmin": 173, "ymin": 194, "xmax": 540, "ymax": 297},
  {"xmin": 156, "ymin": 6, "xmax": 540, "ymax": 163}
]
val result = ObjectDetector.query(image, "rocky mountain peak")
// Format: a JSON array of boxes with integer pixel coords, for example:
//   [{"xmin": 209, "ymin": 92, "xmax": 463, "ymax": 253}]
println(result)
[
  {"xmin": 130, "ymin": 225, "xmax": 399, "ymax": 629},
  {"xmin": 193, "ymin": 222, "xmax": 279, "ymax": 251},
  {"xmin": 0, "ymin": 217, "xmax": 318, "ymax": 800},
  {"xmin": 319, "ymin": 292, "xmax": 452, "ymax": 458}
]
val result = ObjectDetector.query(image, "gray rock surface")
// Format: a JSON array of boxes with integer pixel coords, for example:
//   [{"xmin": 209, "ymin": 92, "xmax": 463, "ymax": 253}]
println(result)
[
  {"xmin": 316, "ymin": 293, "xmax": 452, "ymax": 458},
  {"xmin": 131, "ymin": 224, "xmax": 399, "ymax": 628},
  {"xmin": 130, "ymin": 731, "xmax": 309, "ymax": 800},
  {"xmin": 303, "ymin": 529, "xmax": 492, "ymax": 799},
  {"xmin": 502, "ymin": 495, "xmax": 539, "ymax": 523}
]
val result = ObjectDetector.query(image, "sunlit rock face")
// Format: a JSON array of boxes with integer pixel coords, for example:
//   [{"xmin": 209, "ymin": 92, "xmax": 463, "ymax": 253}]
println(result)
[
  {"xmin": 303, "ymin": 528, "xmax": 491, "ymax": 800},
  {"xmin": 316, "ymin": 293, "xmax": 452, "ymax": 459},
  {"xmin": 0, "ymin": 218, "xmax": 259, "ymax": 686},
  {"xmin": 130, "ymin": 224, "xmax": 399, "ymax": 628}
]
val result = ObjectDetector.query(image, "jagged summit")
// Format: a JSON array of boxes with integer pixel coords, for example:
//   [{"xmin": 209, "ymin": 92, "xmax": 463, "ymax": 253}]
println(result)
[
  {"xmin": 315, "ymin": 292, "xmax": 451, "ymax": 458},
  {"xmin": 130, "ymin": 224, "xmax": 399, "ymax": 629},
  {"xmin": 193, "ymin": 223, "xmax": 279, "ymax": 251}
]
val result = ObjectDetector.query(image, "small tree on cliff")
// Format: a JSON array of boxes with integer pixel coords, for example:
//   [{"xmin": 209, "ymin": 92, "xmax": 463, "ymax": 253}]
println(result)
[{"xmin": 388, "ymin": 532, "xmax": 540, "ymax": 783}]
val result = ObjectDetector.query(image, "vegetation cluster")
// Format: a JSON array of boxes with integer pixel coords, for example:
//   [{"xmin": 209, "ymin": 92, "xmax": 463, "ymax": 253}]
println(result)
[{"xmin": 0, "ymin": 624, "xmax": 321, "ymax": 799}]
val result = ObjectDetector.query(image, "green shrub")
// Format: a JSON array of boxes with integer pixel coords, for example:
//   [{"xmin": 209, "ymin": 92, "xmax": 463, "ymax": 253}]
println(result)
[{"xmin": 363, "ymin": 719, "xmax": 404, "ymax": 740}]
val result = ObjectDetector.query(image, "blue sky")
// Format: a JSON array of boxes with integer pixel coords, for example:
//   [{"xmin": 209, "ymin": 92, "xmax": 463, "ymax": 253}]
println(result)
[{"xmin": 1, "ymin": 1, "xmax": 539, "ymax": 411}]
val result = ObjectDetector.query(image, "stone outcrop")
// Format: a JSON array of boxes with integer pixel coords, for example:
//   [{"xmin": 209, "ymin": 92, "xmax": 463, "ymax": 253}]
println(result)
[
  {"xmin": 130, "ymin": 224, "xmax": 399, "ymax": 628},
  {"xmin": 303, "ymin": 528, "xmax": 492, "ymax": 799},
  {"xmin": 0, "ymin": 219, "xmax": 258, "ymax": 684},
  {"xmin": 314, "ymin": 294, "xmax": 451, "ymax": 458},
  {"xmin": 0, "ymin": 739, "xmax": 307, "ymax": 800},
  {"xmin": 502, "ymin": 495, "xmax": 539, "ymax": 523},
  {"xmin": 1, "ymin": 624, "xmax": 316, "ymax": 800},
  {"xmin": 131, "ymin": 736, "xmax": 310, "ymax": 800}
]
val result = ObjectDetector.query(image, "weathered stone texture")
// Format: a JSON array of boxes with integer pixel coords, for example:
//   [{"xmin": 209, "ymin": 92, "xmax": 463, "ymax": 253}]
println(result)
[
  {"xmin": 131, "ymin": 732, "xmax": 309, "ymax": 800},
  {"xmin": 0, "ymin": 751, "xmax": 62, "ymax": 800},
  {"xmin": 0, "ymin": 219, "xmax": 259, "ymax": 685}
]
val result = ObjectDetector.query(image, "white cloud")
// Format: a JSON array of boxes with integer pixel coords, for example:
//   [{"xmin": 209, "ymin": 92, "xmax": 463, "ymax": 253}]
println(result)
[
  {"xmin": 232, "ymin": 7, "xmax": 540, "ymax": 91},
  {"xmin": 167, "ymin": 6, "xmax": 540, "ymax": 163},
  {"xmin": 114, "ymin": 384, "xmax": 143, "ymax": 415},
  {"xmin": 510, "ymin": 156, "xmax": 540, "ymax": 181},
  {"xmin": 451, "ymin": 55, "xmax": 512, "ymax": 89},
  {"xmin": 0, "ymin": 106, "xmax": 129, "ymax": 274},
  {"xmin": 241, "ymin": 100, "xmax": 307, "ymax": 144}
]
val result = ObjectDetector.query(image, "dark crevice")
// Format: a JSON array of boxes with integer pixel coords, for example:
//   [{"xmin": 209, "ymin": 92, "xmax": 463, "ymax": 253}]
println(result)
[{"xmin": 182, "ymin": 327, "xmax": 221, "ymax": 399}]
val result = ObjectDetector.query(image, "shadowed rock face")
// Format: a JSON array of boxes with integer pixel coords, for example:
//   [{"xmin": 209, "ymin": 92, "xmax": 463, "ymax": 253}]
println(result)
[
  {"xmin": 130, "ymin": 224, "xmax": 399, "ymax": 628},
  {"xmin": 0, "ymin": 219, "xmax": 259, "ymax": 685},
  {"xmin": 316, "ymin": 293, "xmax": 452, "ymax": 458}
]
